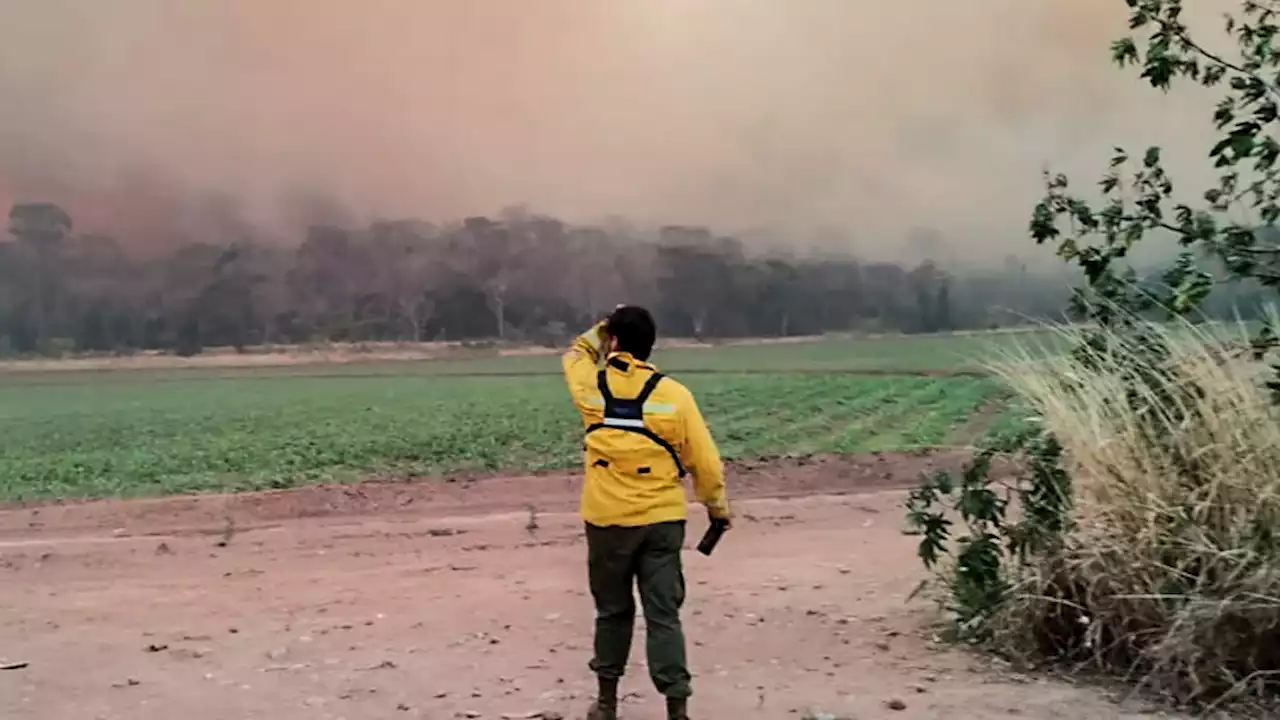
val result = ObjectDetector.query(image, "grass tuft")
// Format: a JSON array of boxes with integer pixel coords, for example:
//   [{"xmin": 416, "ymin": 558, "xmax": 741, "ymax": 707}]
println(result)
[{"xmin": 985, "ymin": 316, "xmax": 1280, "ymax": 707}]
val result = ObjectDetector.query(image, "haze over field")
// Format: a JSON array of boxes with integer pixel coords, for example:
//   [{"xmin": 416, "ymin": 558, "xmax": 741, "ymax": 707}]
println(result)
[{"xmin": 0, "ymin": 0, "xmax": 1226, "ymax": 257}]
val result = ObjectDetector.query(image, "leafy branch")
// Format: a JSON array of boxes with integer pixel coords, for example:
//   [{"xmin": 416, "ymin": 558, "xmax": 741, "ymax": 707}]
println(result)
[{"xmin": 1033, "ymin": 0, "xmax": 1280, "ymax": 372}]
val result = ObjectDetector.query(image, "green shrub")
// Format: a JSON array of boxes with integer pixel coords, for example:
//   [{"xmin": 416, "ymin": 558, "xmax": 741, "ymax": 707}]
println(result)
[{"xmin": 907, "ymin": 318, "xmax": 1280, "ymax": 707}]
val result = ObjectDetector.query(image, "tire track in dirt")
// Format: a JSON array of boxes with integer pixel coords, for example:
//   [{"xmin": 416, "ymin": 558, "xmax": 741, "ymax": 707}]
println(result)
[
  {"xmin": 943, "ymin": 393, "xmax": 1014, "ymax": 448},
  {"xmin": 0, "ymin": 451, "xmax": 966, "ymax": 540}
]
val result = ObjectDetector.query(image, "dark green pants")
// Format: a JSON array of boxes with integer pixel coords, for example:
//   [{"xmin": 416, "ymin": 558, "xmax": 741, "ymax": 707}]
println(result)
[{"xmin": 585, "ymin": 520, "xmax": 691, "ymax": 699}]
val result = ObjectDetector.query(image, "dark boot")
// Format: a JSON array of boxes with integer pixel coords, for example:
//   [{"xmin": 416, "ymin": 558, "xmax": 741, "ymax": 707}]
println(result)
[
  {"xmin": 666, "ymin": 696, "xmax": 689, "ymax": 720},
  {"xmin": 586, "ymin": 678, "xmax": 619, "ymax": 720}
]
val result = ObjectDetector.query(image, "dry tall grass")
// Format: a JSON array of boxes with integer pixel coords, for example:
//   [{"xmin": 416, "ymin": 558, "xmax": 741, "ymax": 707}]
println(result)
[{"xmin": 990, "ymin": 318, "xmax": 1280, "ymax": 706}]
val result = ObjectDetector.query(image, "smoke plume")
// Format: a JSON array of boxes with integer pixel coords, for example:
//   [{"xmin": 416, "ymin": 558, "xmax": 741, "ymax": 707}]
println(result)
[{"xmin": 0, "ymin": 0, "xmax": 1228, "ymax": 258}]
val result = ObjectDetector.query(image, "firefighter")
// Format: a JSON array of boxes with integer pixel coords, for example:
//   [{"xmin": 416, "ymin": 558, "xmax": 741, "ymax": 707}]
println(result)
[{"xmin": 561, "ymin": 305, "xmax": 731, "ymax": 720}]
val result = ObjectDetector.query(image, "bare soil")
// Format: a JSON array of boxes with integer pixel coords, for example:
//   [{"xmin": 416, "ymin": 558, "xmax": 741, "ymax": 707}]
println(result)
[
  {"xmin": 0, "ymin": 331, "xmax": 1018, "ymax": 375},
  {"xmin": 943, "ymin": 396, "xmax": 1012, "ymax": 448},
  {"xmin": 0, "ymin": 453, "xmax": 1178, "ymax": 720},
  {"xmin": 0, "ymin": 338, "xmax": 717, "ymax": 374}
]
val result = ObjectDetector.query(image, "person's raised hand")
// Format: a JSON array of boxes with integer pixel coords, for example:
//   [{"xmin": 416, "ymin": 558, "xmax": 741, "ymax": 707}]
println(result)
[
  {"xmin": 592, "ymin": 321, "xmax": 610, "ymax": 351},
  {"xmin": 708, "ymin": 503, "xmax": 733, "ymax": 530}
]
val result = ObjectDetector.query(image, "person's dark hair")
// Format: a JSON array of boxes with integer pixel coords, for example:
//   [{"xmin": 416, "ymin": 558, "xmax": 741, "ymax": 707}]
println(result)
[{"xmin": 606, "ymin": 306, "xmax": 657, "ymax": 361}]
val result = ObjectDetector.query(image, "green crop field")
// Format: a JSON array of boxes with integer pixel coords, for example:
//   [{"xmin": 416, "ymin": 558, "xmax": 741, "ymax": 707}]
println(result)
[{"xmin": 0, "ymin": 332, "xmax": 1038, "ymax": 503}]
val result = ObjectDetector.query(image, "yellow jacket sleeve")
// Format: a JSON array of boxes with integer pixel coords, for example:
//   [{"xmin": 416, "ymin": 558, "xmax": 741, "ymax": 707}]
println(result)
[
  {"xmin": 677, "ymin": 389, "xmax": 729, "ymax": 516},
  {"xmin": 562, "ymin": 321, "xmax": 608, "ymax": 416}
]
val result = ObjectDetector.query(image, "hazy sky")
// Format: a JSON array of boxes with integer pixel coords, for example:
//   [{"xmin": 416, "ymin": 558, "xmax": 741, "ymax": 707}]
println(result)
[{"xmin": 0, "ymin": 0, "xmax": 1228, "ymax": 257}]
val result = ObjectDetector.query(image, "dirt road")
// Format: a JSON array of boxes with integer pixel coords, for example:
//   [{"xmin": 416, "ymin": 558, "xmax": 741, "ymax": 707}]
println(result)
[{"xmin": 0, "ymin": 454, "xmax": 1177, "ymax": 719}]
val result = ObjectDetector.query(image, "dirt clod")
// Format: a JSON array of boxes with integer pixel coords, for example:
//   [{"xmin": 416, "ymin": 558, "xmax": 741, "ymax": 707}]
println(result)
[{"xmin": 215, "ymin": 515, "xmax": 235, "ymax": 547}]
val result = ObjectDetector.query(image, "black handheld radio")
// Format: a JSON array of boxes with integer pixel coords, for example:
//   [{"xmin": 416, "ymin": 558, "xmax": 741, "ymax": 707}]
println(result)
[{"xmin": 696, "ymin": 517, "xmax": 730, "ymax": 556}]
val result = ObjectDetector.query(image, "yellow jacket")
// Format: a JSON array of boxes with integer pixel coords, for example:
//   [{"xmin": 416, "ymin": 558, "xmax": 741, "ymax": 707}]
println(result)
[{"xmin": 562, "ymin": 322, "xmax": 728, "ymax": 527}]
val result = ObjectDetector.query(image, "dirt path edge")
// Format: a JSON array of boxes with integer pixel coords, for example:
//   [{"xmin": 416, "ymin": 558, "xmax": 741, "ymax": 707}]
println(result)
[{"xmin": 0, "ymin": 450, "xmax": 966, "ymax": 539}]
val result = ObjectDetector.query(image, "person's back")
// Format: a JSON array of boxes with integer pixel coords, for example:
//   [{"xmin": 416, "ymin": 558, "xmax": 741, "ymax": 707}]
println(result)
[{"xmin": 561, "ymin": 306, "xmax": 731, "ymax": 720}]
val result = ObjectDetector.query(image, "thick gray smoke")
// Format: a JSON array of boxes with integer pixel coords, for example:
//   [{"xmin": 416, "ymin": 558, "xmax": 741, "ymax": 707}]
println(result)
[{"xmin": 0, "ymin": 0, "xmax": 1227, "ymax": 258}]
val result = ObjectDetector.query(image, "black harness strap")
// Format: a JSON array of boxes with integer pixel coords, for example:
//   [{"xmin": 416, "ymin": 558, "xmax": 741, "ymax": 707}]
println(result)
[{"xmin": 585, "ymin": 368, "xmax": 687, "ymax": 478}]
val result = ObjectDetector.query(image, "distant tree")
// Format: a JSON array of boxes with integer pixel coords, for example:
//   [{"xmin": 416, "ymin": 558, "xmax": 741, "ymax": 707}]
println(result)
[
  {"xmin": 8, "ymin": 202, "xmax": 72, "ymax": 349},
  {"xmin": 289, "ymin": 225, "xmax": 370, "ymax": 341},
  {"xmin": 62, "ymin": 234, "xmax": 138, "ymax": 351},
  {"xmin": 753, "ymin": 259, "xmax": 803, "ymax": 336},
  {"xmin": 0, "ymin": 199, "xmax": 1199, "ymax": 355},
  {"xmin": 368, "ymin": 219, "xmax": 438, "ymax": 342},
  {"xmin": 454, "ymin": 216, "xmax": 524, "ymax": 340},
  {"xmin": 159, "ymin": 242, "xmax": 223, "ymax": 354},
  {"xmin": 934, "ymin": 274, "xmax": 954, "ymax": 332},
  {"xmin": 655, "ymin": 243, "xmax": 728, "ymax": 339},
  {"xmin": 9, "ymin": 202, "xmax": 71, "ymax": 243}
]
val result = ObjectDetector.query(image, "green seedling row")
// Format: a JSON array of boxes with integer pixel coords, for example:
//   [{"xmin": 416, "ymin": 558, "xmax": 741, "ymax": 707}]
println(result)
[{"xmin": 0, "ymin": 372, "xmax": 1006, "ymax": 502}]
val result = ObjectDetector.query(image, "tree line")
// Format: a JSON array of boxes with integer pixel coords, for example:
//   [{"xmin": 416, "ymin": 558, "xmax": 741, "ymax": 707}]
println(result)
[{"xmin": 0, "ymin": 200, "xmax": 1224, "ymax": 357}]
